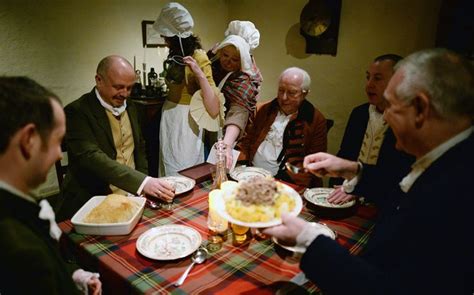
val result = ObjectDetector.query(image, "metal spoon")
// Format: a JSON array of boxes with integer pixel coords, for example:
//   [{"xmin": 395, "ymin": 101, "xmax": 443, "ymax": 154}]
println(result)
[
  {"xmin": 174, "ymin": 248, "xmax": 208, "ymax": 287},
  {"xmin": 285, "ymin": 162, "xmax": 304, "ymax": 174}
]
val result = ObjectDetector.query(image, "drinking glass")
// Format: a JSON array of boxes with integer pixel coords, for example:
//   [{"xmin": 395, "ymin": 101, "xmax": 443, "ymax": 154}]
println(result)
[{"xmin": 231, "ymin": 223, "xmax": 249, "ymax": 244}]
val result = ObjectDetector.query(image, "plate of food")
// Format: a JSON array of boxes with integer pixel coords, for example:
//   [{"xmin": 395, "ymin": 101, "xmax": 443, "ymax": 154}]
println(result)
[
  {"xmin": 229, "ymin": 166, "xmax": 272, "ymax": 182},
  {"xmin": 136, "ymin": 224, "xmax": 202, "ymax": 260},
  {"xmin": 159, "ymin": 176, "xmax": 196, "ymax": 195},
  {"xmin": 303, "ymin": 188, "xmax": 356, "ymax": 208},
  {"xmin": 71, "ymin": 194, "xmax": 146, "ymax": 235},
  {"xmin": 214, "ymin": 178, "xmax": 303, "ymax": 228}
]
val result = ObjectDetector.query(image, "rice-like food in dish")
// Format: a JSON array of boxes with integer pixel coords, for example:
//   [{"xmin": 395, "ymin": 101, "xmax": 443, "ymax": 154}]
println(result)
[
  {"xmin": 83, "ymin": 194, "xmax": 139, "ymax": 223},
  {"xmin": 225, "ymin": 177, "xmax": 296, "ymax": 223}
]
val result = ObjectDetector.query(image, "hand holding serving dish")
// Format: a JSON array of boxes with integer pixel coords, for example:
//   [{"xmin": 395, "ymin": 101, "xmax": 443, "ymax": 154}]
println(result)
[
  {"xmin": 272, "ymin": 222, "xmax": 336, "ymax": 253},
  {"xmin": 214, "ymin": 178, "xmax": 303, "ymax": 228}
]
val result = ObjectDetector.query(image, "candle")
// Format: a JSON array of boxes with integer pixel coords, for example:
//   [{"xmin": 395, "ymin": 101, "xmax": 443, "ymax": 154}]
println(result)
[{"xmin": 207, "ymin": 189, "xmax": 228, "ymax": 233}]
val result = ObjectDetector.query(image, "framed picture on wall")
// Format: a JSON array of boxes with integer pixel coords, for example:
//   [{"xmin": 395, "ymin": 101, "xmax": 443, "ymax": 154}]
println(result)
[{"xmin": 141, "ymin": 20, "xmax": 166, "ymax": 47}]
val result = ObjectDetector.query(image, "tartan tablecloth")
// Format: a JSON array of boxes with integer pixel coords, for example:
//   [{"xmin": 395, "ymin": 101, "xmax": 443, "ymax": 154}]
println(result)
[{"xmin": 59, "ymin": 182, "xmax": 377, "ymax": 294}]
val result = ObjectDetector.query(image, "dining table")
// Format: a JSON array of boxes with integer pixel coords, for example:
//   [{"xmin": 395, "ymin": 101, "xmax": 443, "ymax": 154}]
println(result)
[{"xmin": 58, "ymin": 180, "xmax": 377, "ymax": 294}]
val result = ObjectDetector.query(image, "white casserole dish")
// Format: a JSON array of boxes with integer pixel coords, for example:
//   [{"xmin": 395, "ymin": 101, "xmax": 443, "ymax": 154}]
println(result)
[{"xmin": 71, "ymin": 196, "xmax": 146, "ymax": 236}]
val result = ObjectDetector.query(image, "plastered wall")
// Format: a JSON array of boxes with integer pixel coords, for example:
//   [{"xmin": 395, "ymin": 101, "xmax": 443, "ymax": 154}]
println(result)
[{"xmin": 0, "ymin": 0, "xmax": 441, "ymax": 195}]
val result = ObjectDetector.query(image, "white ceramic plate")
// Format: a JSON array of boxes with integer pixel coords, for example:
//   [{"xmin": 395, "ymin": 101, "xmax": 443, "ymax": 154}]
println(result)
[
  {"xmin": 304, "ymin": 188, "xmax": 356, "ymax": 208},
  {"xmin": 159, "ymin": 176, "xmax": 196, "ymax": 195},
  {"xmin": 136, "ymin": 225, "xmax": 202, "ymax": 260},
  {"xmin": 230, "ymin": 166, "xmax": 272, "ymax": 182},
  {"xmin": 272, "ymin": 223, "xmax": 336, "ymax": 253},
  {"xmin": 71, "ymin": 196, "xmax": 145, "ymax": 236},
  {"xmin": 215, "ymin": 181, "xmax": 303, "ymax": 228}
]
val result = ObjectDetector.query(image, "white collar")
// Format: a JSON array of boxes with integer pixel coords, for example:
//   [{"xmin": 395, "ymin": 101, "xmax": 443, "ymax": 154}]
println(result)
[
  {"xmin": 95, "ymin": 88, "xmax": 127, "ymax": 116},
  {"xmin": 399, "ymin": 126, "xmax": 473, "ymax": 192}
]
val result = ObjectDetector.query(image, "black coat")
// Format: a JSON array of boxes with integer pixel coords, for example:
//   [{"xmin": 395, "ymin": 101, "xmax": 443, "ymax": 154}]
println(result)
[{"xmin": 0, "ymin": 190, "xmax": 79, "ymax": 294}]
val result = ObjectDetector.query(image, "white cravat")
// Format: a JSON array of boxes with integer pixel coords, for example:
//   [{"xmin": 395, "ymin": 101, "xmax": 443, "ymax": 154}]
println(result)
[
  {"xmin": 38, "ymin": 200, "xmax": 62, "ymax": 241},
  {"xmin": 252, "ymin": 111, "xmax": 292, "ymax": 175},
  {"xmin": 95, "ymin": 88, "xmax": 127, "ymax": 116},
  {"xmin": 399, "ymin": 126, "xmax": 473, "ymax": 192}
]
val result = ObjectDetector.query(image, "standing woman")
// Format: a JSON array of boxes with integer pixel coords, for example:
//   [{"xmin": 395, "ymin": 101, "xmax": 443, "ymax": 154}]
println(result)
[
  {"xmin": 207, "ymin": 21, "xmax": 263, "ymax": 168},
  {"xmin": 154, "ymin": 2, "xmax": 221, "ymax": 176}
]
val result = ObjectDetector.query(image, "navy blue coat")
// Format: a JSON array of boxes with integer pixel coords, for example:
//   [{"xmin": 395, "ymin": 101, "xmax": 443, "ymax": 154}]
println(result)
[
  {"xmin": 301, "ymin": 134, "xmax": 474, "ymax": 294},
  {"xmin": 330, "ymin": 103, "xmax": 414, "ymax": 192}
]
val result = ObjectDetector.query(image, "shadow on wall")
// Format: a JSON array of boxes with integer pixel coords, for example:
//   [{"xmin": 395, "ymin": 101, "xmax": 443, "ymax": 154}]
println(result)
[{"xmin": 285, "ymin": 23, "xmax": 311, "ymax": 59}]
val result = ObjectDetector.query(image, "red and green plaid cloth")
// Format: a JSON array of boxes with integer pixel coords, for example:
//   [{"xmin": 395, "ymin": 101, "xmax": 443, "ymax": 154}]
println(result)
[{"xmin": 59, "ymin": 182, "xmax": 376, "ymax": 294}]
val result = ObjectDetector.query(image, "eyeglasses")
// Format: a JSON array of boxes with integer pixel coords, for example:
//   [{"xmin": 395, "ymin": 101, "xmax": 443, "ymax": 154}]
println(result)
[{"xmin": 278, "ymin": 88, "xmax": 306, "ymax": 98}]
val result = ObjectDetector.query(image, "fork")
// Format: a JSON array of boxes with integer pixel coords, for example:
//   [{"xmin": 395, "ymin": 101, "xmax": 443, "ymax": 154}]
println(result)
[{"xmin": 285, "ymin": 162, "xmax": 304, "ymax": 174}]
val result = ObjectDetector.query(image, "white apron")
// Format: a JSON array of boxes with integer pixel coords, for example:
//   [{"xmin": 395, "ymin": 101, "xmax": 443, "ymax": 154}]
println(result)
[{"xmin": 159, "ymin": 101, "xmax": 204, "ymax": 176}]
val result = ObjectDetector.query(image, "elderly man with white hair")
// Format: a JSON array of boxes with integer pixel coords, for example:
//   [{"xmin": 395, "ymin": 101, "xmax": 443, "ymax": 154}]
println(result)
[
  {"xmin": 237, "ymin": 67, "xmax": 327, "ymax": 187},
  {"xmin": 263, "ymin": 48, "xmax": 474, "ymax": 295}
]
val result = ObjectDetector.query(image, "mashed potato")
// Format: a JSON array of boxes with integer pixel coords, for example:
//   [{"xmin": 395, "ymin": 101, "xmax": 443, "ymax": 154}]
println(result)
[
  {"xmin": 84, "ymin": 194, "xmax": 139, "ymax": 223},
  {"xmin": 225, "ymin": 178, "xmax": 296, "ymax": 223}
]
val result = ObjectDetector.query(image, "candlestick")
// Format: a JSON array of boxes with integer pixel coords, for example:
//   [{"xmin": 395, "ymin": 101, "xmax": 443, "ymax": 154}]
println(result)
[{"xmin": 142, "ymin": 63, "xmax": 147, "ymax": 87}]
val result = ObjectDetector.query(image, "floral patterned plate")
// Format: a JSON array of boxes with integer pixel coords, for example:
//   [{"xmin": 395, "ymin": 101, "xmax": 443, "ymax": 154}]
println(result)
[
  {"xmin": 159, "ymin": 176, "xmax": 196, "ymax": 195},
  {"xmin": 136, "ymin": 225, "xmax": 202, "ymax": 260},
  {"xmin": 229, "ymin": 166, "xmax": 272, "ymax": 182},
  {"xmin": 304, "ymin": 188, "xmax": 356, "ymax": 208}
]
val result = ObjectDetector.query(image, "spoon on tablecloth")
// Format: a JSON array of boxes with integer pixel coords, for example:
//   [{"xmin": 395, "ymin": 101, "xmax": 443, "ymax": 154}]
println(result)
[{"xmin": 174, "ymin": 247, "xmax": 208, "ymax": 287}]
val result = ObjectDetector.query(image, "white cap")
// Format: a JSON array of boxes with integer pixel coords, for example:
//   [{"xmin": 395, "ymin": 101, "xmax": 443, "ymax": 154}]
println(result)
[
  {"xmin": 153, "ymin": 2, "xmax": 194, "ymax": 38},
  {"xmin": 225, "ymin": 20, "xmax": 260, "ymax": 50},
  {"xmin": 214, "ymin": 35, "xmax": 253, "ymax": 75},
  {"xmin": 214, "ymin": 20, "xmax": 260, "ymax": 75}
]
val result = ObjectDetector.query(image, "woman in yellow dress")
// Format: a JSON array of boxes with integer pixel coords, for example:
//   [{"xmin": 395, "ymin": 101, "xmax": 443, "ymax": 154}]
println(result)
[{"xmin": 153, "ymin": 2, "xmax": 222, "ymax": 176}]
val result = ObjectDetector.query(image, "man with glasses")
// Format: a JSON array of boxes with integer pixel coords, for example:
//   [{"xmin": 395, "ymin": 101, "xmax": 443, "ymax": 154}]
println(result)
[
  {"xmin": 237, "ymin": 67, "xmax": 327, "ymax": 187},
  {"xmin": 57, "ymin": 55, "xmax": 174, "ymax": 221}
]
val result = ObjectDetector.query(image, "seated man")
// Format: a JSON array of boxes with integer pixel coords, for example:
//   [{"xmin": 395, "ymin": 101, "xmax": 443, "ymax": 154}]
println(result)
[
  {"xmin": 0, "ymin": 77, "xmax": 101, "ymax": 294},
  {"xmin": 57, "ymin": 55, "xmax": 174, "ymax": 221},
  {"xmin": 263, "ymin": 49, "xmax": 473, "ymax": 294},
  {"xmin": 237, "ymin": 67, "xmax": 327, "ymax": 187},
  {"xmin": 329, "ymin": 54, "xmax": 414, "ymax": 204}
]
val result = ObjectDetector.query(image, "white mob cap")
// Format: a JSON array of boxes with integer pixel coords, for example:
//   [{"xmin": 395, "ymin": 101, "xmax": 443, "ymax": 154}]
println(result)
[
  {"xmin": 225, "ymin": 20, "xmax": 260, "ymax": 50},
  {"xmin": 153, "ymin": 2, "xmax": 194, "ymax": 38},
  {"xmin": 214, "ymin": 20, "xmax": 260, "ymax": 75}
]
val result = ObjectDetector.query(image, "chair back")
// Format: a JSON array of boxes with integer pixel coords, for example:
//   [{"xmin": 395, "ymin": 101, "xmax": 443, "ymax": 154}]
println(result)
[
  {"xmin": 326, "ymin": 119, "xmax": 334, "ymax": 132},
  {"xmin": 54, "ymin": 142, "xmax": 68, "ymax": 188}
]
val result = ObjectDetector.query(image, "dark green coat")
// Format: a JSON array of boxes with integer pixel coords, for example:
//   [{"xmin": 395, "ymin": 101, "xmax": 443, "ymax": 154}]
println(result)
[
  {"xmin": 57, "ymin": 89, "xmax": 148, "ymax": 220},
  {"xmin": 0, "ymin": 189, "xmax": 79, "ymax": 294}
]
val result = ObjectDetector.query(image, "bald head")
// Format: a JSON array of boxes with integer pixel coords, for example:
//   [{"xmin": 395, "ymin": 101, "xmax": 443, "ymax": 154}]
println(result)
[
  {"xmin": 96, "ymin": 55, "xmax": 134, "ymax": 77},
  {"xmin": 95, "ymin": 55, "xmax": 136, "ymax": 108}
]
